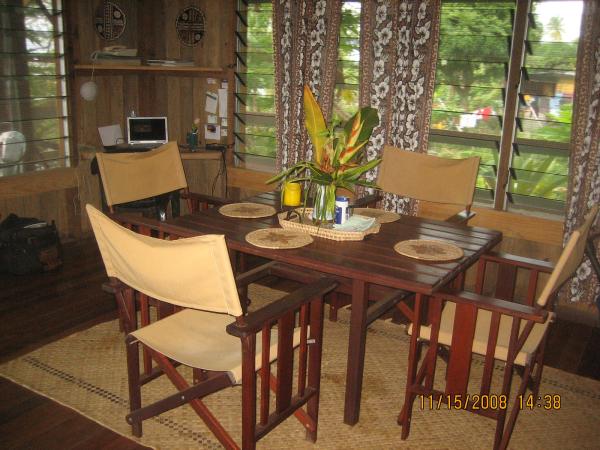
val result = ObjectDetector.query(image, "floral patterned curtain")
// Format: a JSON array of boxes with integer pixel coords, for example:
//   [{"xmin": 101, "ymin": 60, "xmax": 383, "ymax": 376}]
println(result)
[
  {"xmin": 273, "ymin": 0, "xmax": 342, "ymax": 170},
  {"xmin": 359, "ymin": 0, "xmax": 441, "ymax": 214},
  {"xmin": 563, "ymin": 0, "xmax": 600, "ymax": 305}
]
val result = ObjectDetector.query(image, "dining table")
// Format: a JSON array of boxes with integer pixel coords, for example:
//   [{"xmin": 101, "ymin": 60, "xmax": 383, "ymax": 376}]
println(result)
[{"xmin": 122, "ymin": 191, "xmax": 502, "ymax": 426}]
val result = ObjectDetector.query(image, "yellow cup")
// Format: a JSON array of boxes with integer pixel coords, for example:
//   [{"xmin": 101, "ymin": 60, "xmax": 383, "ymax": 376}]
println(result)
[{"xmin": 283, "ymin": 182, "xmax": 302, "ymax": 206}]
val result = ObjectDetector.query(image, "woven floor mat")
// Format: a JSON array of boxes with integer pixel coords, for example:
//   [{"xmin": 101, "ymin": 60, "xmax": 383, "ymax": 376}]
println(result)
[{"xmin": 1, "ymin": 284, "xmax": 599, "ymax": 449}]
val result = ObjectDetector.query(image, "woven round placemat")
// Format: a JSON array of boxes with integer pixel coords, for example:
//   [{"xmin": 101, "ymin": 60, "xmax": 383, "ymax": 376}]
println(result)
[
  {"xmin": 353, "ymin": 208, "xmax": 400, "ymax": 224},
  {"xmin": 219, "ymin": 202, "xmax": 276, "ymax": 218},
  {"xmin": 394, "ymin": 239, "xmax": 464, "ymax": 262},
  {"xmin": 245, "ymin": 228, "xmax": 313, "ymax": 249}
]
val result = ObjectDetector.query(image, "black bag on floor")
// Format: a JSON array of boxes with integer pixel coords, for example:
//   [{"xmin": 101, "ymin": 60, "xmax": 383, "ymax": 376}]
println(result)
[{"xmin": 0, "ymin": 214, "xmax": 62, "ymax": 275}]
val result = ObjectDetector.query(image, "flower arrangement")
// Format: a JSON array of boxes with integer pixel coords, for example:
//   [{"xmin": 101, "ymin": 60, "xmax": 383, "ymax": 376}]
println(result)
[
  {"xmin": 268, "ymin": 85, "xmax": 381, "ymax": 221},
  {"xmin": 191, "ymin": 117, "xmax": 201, "ymax": 133}
]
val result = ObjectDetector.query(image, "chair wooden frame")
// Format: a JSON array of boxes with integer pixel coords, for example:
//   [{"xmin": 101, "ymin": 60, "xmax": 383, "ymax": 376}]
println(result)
[
  {"xmin": 397, "ymin": 206, "xmax": 598, "ymax": 450},
  {"xmin": 122, "ymin": 276, "xmax": 336, "ymax": 450},
  {"xmin": 366, "ymin": 145, "xmax": 481, "ymax": 224},
  {"xmin": 87, "ymin": 205, "xmax": 338, "ymax": 450},
  {"xmin": 95, "ymin": 141, "xmax": 227, "ymax": 220}
]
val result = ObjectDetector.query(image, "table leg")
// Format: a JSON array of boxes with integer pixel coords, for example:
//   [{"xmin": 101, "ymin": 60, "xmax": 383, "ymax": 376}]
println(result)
[{"xmin": 344, "ymin": 279, "xmax": 369, "ymax": 425}]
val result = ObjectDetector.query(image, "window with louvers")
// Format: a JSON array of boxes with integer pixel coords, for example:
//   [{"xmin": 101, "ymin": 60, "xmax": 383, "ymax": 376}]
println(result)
[
  {"xmin": 234, "ymin": 1, "xmax": 361, "ymax": 170},
  {"xmin": 234, "ymin": 0, "xmax": 275, "ymax": 169},
  {"xmin": 428, "ymin": 0, "xmax": 582, "ymax": 215},
  {"xmin": 0, "ymin": 0, "xmax": 70, "ymax": 177}
]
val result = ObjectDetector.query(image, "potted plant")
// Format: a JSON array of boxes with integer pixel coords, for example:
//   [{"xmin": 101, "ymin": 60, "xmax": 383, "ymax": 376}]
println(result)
[{"xmin": 267, "ymin": 85, "xmax": 381, "ymax": 222}]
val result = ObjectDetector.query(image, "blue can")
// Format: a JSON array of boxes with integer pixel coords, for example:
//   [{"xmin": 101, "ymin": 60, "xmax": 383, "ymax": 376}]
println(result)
[{"xmin": 334, "ymin": 196, "xmax": 349, "ymax": 225}]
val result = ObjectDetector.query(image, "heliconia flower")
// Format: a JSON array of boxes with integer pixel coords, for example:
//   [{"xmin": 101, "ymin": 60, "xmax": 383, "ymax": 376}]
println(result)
[{"xmin": 346, "ymin": 111, "xmax": 362, "ymax": 149}]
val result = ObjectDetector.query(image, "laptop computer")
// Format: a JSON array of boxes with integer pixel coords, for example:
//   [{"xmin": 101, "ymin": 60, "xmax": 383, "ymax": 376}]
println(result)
[{"xmin": 126, "ymin": 116, "xmax": 168, "ymax": 148}]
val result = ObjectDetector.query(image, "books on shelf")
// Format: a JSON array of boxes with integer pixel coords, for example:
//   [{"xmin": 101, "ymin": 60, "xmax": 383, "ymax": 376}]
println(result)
[
  {"xmin": 94, "ymin": 56, "xmax": 143, "ymax": 66},
  {"xmin": 145, "ymin": 59, "xmax": 195, "ymax": 67}
]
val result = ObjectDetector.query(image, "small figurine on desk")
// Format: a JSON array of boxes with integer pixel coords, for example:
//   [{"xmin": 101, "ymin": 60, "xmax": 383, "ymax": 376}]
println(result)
[{"xmin": 187, "ymin": 117, "xmax": 201, "ymax": 151}]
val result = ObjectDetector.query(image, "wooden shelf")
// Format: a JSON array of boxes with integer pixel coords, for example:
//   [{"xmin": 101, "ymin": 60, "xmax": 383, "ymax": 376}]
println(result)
[
  {"xmin": 180, "ymin": 150, "xmax": 223, "ymax": 160},
  {"xmin": 74, "ymin": 64, "xmax": 225, "ymax": 75}
]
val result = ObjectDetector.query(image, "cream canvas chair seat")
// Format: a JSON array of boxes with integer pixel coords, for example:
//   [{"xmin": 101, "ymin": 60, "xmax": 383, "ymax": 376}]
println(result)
[
  {"xmin": 410, "ymin": 301, "xmax": 554, "ymax": 366},
  {"xmin": 398, "ymin": 205, "xmax": 599, "ymax": 450},
  {"xmin": 86, "ymin": 204, "xmax": 337, "ymax": 449},
  {"xmin": 130, "ymin": 307, "xmax": 301, "ymax": 384}
]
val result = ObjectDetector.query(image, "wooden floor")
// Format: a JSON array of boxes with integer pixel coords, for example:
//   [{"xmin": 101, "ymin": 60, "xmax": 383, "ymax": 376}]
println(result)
[{"xmin": 0, "ymin": 238, "xmax": 599, "ymax": 449}]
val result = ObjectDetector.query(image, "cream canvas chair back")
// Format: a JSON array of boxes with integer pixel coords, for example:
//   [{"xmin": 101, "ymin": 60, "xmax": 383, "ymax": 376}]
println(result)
[
  {"xmin": 86, "ymin": 204, "xmax": 242, "ymax": 316},
  {"xmin": 95, "ymin": 141, "xmax": 188, "ymax": 207},
  {"xmin": 377, "ymin": 145, "xmax": 480, "ymax": 208},
  {"xmin": 536, "ymin": 205, "xmax": 599, "ymax": 307}
]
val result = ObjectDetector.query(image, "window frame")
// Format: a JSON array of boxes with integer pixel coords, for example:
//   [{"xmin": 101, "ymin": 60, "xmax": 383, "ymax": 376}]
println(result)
[{"xmin": 0, "ymin": 0, "xmax": 71, "ymax": 178}]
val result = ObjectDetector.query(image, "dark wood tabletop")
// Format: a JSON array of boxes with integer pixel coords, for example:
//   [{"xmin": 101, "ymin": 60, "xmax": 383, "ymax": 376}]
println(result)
[{"xmin": 156, "ymin": 191, "xmax": 503, "ymax": 425}]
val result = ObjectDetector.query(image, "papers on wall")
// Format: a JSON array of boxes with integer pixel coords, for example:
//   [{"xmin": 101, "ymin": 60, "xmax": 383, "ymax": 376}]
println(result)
[
  {"xmin": 205, "ymin": 91, "xmax": 218, "ymax": 114},
  {"xmin": 218, "ymin": 88, "xmax": 228, "ymax": 118},
  {"xmin": 207, "ymin": 114, "xmax": 218, "ymax": 125},
  {"xmin": 205, "ymin": 124, "xmax": 220, "ymax": 140},
  {"xmin": 98, "ymin": 124, "xmax": 123, "ymax": 147}
]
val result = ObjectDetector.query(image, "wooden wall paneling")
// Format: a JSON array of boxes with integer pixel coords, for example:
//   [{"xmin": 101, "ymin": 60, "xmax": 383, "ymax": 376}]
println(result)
[
  {"xmin": 166, "ymin": 77, "xmax": 182, "ymax": 143},
  {"xmin": 123, "ymin": 75, "xmax": 140, "ymax": 122}
]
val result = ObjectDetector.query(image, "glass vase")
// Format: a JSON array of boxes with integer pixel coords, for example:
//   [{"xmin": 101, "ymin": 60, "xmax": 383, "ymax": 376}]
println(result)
[{"xmin": 312, "ymin": 183, "xmax": 336, "ymax": 223}]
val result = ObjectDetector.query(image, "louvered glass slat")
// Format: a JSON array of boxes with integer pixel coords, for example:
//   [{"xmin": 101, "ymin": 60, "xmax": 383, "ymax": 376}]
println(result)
[
  {"xmin": 235, "ymin": 72, "xmax": 275, "ymax": 95},
  {"xmin": 515, "ymin": 117, "xmax": 571, "ymax": 143},
  {"xmin": 0, "ymin": 97, "xmax": 66, "ymax": 121},
  {"xmin": 525, "ymin": 41, "xmax": 578, "ymax": 71},
  {"xmin": 339, "ymin": 37, "xmax": 360, "ymax": 61},
  {"xmin": 234, "ymin": 132, "xmax": 276, "ymax": 157},
  {"xmin": 433, "ymin": 84, "xmax": 505, "ymax": 112},
  {"xmin": 236, "ymin": 93, "xmax": 275, "ymax": 113},
  {"xmin": 236, "ymin": 52, "xmax": 274, "ymax": 73},
  {"xmin": 508, "ymin": 168, "xmax": 568, "ymax": 202},
  {"xmin": 332, "ymin": 85, "xmax": 359, "ymax": 122},
  {"xmin": 0, "ymin": 136, "xmax": 70, "ymax": 175},
  {"xmin": 438, "ymin": 35, "xmax": 511, "ymax": 62},
  {"xmin": 506, "ymin": 192, "xmax": 565, "ymax": 213},
  {"xmin": 0, "ymin": 77, "xmax": 65, "ymax": 100},
  {"xmin": 243, "ymin": 31, "xmax": 274, "ymax": 52},
  {"xmin": 436, "ymin": 60, "xmax": 507, "ymax": 89},
  {"xmin": 1, "ymin": 117, "xmax": 67, "ymax": 143},
  {"xmin": 511, "ymin": 145, "xmax": 569, "ymax": 176},
  {"xmin": 439, "ymin": 4, "xmax": 514, "ymax": 35},
  {"xmin": 431, "ymin": 110, "xmax": 502, "ymax": 136},
  {"xmin": 336, "ymin": 60, "xmax": 359, "ymax": 84}
]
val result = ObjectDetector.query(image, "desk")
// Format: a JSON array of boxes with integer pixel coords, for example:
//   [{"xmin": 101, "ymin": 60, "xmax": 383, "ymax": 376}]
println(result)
[{"xmin": 131, "ymin": 191, "xmax": 502, "ymax": 425}]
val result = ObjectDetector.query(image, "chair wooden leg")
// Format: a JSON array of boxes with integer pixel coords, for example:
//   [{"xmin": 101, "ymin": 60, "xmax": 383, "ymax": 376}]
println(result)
[
  {"xmin": 305, "ymin": 297, "xmax": 325, "ymax": 442},
  {"xmin": 493, "ymin": 360, "xmax": 515, "ymax": 450},
  {"xmin": 398, "ymin": 294, "xmax": 425, "ymax": 439},
  {"xmin": 530, "ymin": 334, "xmax": 548, "ymax": 399},
  {"xmin": 125, "ymin": 335, "xmax": 142, "ymax": 437},
  {"xmin": 498, "ymin": 364, "xmax": 533, "ymax": 450}
]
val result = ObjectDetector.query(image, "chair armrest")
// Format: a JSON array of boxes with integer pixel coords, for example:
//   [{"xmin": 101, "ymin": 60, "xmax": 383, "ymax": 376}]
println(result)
[
  {"xmin": 351, "ymin": 193, "xmax": 383, "ymax": 208},
  {"xmin": 438, "ymin": 289, "xmax": 548, "ymax": 323},
  {"xmin": 234, "ymin": 261, "xmax": 279, "ymax": 288},
  {"xmin": 445, "ymin": 209, "xmax": 476, "ymax": 224},
  {"xmin": 101, "ymin": 278, "xmax": 128, "ymax": 295},
  {"xmin": 226, "ymin": 277, "xmax": 338, "ymax": 337},
  {"xmin": 481, "ymin": 251, "xmax": 554, "ymax": 273}
]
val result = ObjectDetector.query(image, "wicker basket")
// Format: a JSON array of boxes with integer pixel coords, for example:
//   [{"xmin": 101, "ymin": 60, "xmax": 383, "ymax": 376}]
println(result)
[{"xmin": 278, "ymin": 209, "xmax": 380, "ymax": 241}]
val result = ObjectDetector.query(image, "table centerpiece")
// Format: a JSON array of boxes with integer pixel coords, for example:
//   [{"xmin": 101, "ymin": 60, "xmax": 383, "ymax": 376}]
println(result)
[{"xmin": 267, "ymin": 85, "xmax": 381, "ymax": 223}]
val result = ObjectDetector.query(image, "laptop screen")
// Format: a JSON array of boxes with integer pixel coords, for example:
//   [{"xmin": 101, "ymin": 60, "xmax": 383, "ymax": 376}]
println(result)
[{"xmin": 126, "ymin": 117, "xmax": 168, "ymax": 145}]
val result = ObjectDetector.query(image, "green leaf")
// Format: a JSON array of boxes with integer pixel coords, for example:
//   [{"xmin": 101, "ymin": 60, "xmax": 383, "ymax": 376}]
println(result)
[{"xmin": 304, "ymin": 85, "xmax": 328, "ymax": 165}]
